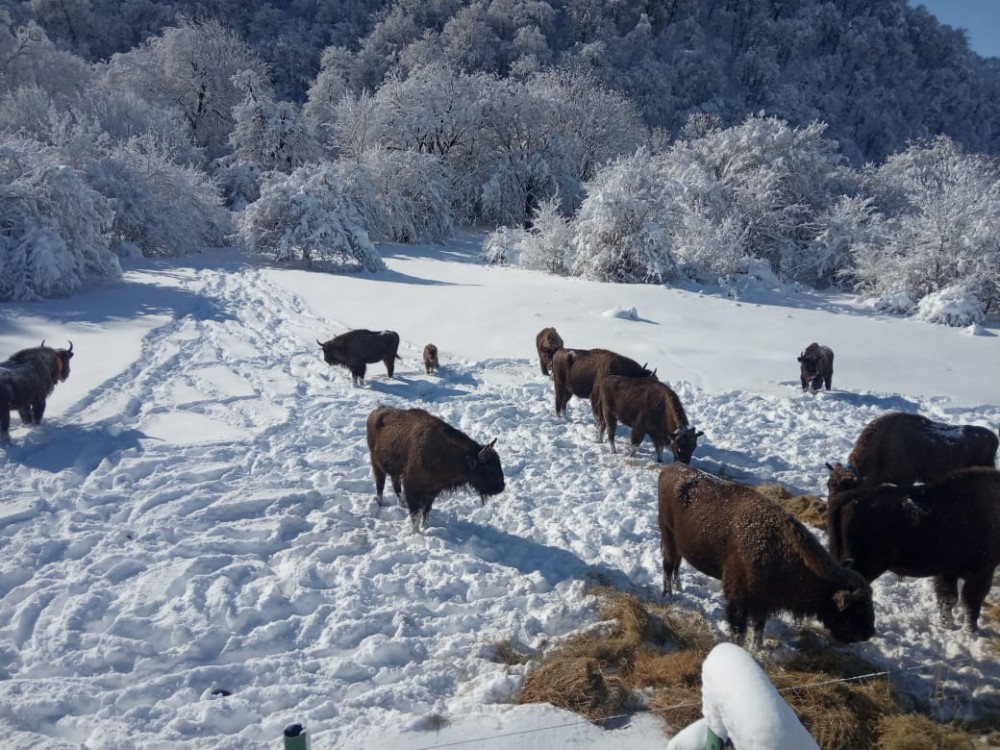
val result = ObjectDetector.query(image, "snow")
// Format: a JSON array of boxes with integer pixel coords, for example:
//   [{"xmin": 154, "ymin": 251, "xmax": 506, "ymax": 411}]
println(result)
[
  {"xmin": 1, "ymin": 231, "xmax": 999, "ymax": 749},
  {"xmin": 668, "ymin": 643, "xmax": 818, "ymax": 750}
]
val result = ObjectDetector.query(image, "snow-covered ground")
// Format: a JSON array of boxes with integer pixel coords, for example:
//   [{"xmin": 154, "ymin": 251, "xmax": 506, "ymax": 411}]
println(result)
[{"xmin": 1, "ymin": 232, "xmax": 999, "ymax": 749}]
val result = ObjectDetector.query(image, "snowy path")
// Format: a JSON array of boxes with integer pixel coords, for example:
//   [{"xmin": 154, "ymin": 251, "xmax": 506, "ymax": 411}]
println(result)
[{"xmin": 1, "ymin": 251, "xmax": 998, "ymax": 748}]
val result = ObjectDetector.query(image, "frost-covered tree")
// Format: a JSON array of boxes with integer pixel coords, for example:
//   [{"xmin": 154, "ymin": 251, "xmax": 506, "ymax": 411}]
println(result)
[
  {"xmin": 0, "ymin": 17, "xmax": 93, "ymax": 101},
  {"xmin": 102, "ymin": 18, "xmax": 272, "ymax": 159},
  {"xmin": 237, "ymin": 163, "xmax": 385, "ymax": 272},
  {"xmin": 229, "ymin": 96, "xmax": 318, "ymax": 174},
  {"xmin": 0, "ymin": 137, "xmax": 121, "ymax": 301},
  {"xmin": 334, "ymin": 147, "xmax": 453, "ymax": 244},
  {"xmin": 568, "ymin": 150, "xmax": 677, "ymax": 284},
  {"xmin": 853, "ymin": 136, "xmax": 1000, "ymax": 316}
]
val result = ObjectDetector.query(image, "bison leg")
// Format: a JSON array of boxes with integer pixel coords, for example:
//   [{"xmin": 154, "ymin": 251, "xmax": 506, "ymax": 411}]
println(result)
[
  {"xmin": 0, "ymin": 405, "xmax": 9, "ymax": 444},
  {"xmin": 629, "ymin": 427, "xmax": 644, "ymax": 457},
  {"xmin": 660, "ymin": 535, "xmax": 681, "ymax": 596},
  {"xmin": 959, "ymin": 570, "xmax": 994, "ymax": 633},
  {"xmin": 384, "ymin": 356, "xmax": 395, "ymax": 379},
  {"xmin": 351, "ymin": 363, "xmax": 366, "ymax": 384},
  {"xmin": 724, "ymin": 598, "xmax": 750, "ymax": 647},
  {"xmin": 824, "ymin": 374, "xmax": 832, "ymax": 390},
  {"xmin": 605, "ymin": 414, "xmax": 619, "ymax": 453},
  {"xmin": 554, "ymin": 386, "xmax": 570, "ymax": 417},
  {"xmin": 933, "ymin": 575, "xmax": 959, "ymax": 629},
  {"xmin": 372, "ymin": 464, "xmax": 387, "ymax": 506},
  {"xmin": 403, "ymin": 490, "xmax": 432, "ymax": 532}
]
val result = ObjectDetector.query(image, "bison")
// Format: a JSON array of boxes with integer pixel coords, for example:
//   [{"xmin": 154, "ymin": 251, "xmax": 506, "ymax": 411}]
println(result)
[
  {"xmin": 550, "ymin": 347, "xmax": 654, "ymax": 418},
  {"xmin": 0, "ymin": 341, "xmax": 74, "ymax": 444},
  {"xmin": 366, "ymin": 406, "xmax": 505, "ymax": 531},
  {"xmin": 658, "ymin": 462, "xmax": 874, "ymax": 648},
  {"xmin": 826, "ymin": 463, "xmax": 1000, "ymax": 632},
  {"xmin": 846, "ymin": 411, "xmax": 997, "ymax": 487},
  {"xmin": 318, "ymin": 329, "xmax": 400, "ymax": 385},
  {"xmin": 422, "ymin": 344, "xmax": 439, "ymax": 374},
  {"xmin": 535, "ymin": 327, "xmax": 564, "ymax": 377},
  {"xmin": 797, "ymin": 343, "xmax": 833, "ymax": 391},
  {"xmin": 595, "ymin": 375, "xmax": 702, "ymax": 463}
]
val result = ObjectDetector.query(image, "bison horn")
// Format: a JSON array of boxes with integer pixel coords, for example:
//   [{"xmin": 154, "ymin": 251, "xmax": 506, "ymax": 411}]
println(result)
[
  {"xmin": 317, "ymin": 339, "xmax": 325, "ymax": 347},
  {"xmin": 66, "ymin": 340, "xmax": 73, "ymax": 354},
  {"xmin": 40, "ymin": 339, "xmax": 46, "ymax": 347}
]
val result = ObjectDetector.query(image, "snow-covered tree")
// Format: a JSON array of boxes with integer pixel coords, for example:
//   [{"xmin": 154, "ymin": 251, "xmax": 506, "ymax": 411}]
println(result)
[
  {"xmin": 237, "ymin": 163, "xmax": 385, "ymax": 272},
  {"xmin": 854, "ymin": 136, "xmax": 1000, "ymax": 315},
  {"xmin": 229, "ymin": 96, "xmax": 318, "ymax": 174},
  {"xmin": 0, "ymin": 137, "xmax": 121, "ymax": 301}
]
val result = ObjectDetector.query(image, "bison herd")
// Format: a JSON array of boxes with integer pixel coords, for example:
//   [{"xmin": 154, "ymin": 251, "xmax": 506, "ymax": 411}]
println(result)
[{"xmin": 6, "ymin": 322, "xmax": 998, "ymax": 651}]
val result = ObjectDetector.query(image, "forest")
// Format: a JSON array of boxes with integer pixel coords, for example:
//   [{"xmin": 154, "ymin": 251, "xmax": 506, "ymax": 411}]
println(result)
[{"xmin": 1, "ymin": 0, "xmax": 999, "ymax": 324}]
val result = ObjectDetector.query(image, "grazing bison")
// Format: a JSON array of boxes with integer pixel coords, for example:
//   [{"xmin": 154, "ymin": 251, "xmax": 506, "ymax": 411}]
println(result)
[
  {"xmin": 658, "ymin": 463, "xmax": 874, "ymax": 647},
  {"xmin": 595, "ymin": 375, "xmax": 702, "ymax": 463},
  {"xmin": 0, "ymin": 341, "xmax": 74, "ymax": 444},
  {"xmin": 847, "ymin": 412, "xmax": 997, "ymax": 487},
  {"xmin": 797, "ymin": 343, "xmax": 834, "ymax": 391},
  {"xmin": 550, "ymin": 347, "xmax": 654, "ymax": 417},
  {"xmin": 318, "ymin": 329, "xmax": 400, "ymax": 385},
  {"xmin": 535, "ymin": 327, "xmax": 564, "ymax": 377},
  {"xmin": 826, "ymin": 463, "xmax": 1000, "ymax": 632},
  {"xmin": 422, "ymin": 344, "xmax": 439, "ymax": 374},
  {"xmin": 366, "ymin": 406, "xmax": 505, "ymax": 531}
]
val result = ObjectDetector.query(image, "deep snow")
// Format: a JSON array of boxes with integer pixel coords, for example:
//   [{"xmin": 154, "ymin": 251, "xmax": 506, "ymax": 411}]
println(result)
[{"xmin": 1, "ymin": 232, "xmax": 999, "ymax": 749}]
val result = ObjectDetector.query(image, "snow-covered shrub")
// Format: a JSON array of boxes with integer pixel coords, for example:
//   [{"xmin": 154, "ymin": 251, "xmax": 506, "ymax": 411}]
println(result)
[
  {"xmin": 914, "ymin": 285, "xmax": 985, "ymax": 327},
  {"xmin": 569, "ymin": 151, "xmax": 677, "ymax": 283},
  {"xmin": 873, "ymin": 288, "xmax": 917, "ymax": 315},
  {"xmin": 85, "ymin": 135, "xmax": 232, "ymax": 256},
  {"xmin": 482, "ymin": 226, "xmax": 522, "ymax": 266},
  {"xmin": 237, "ymin": 163, "xmax": 384, "ymax": 272},
  {"xmin": 334, "ymin": 148, "xmax": 453, "ymax": 244},
  {"xmin": 513, "ymin": 197, "xmax": 572, "ymax": 274},
  {"xmin": 0, "ymin": 138, "xmax": 120, "ymax": 301}
]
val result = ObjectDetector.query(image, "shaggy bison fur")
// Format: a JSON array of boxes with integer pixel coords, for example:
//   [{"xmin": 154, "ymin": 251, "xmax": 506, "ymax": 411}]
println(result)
[
  {"xmin": 535, "ymin": 327, "xmax": 564, "ymax": 377},
  {"xmin": 0, "ymin": 341, "xmax": 74, "ymax": 444},
  {"xmin": 826, "ymin": 463, "xmax": 1000, "ymax": 632},
  {"xmin": 595, "ymin": 374, "xmax": 702, "ymax": 463},
  {"xmin": 847, "ymin": 412, "xmax": 998, "ymax": 487},
  {"xmin": 422, "ymin": 344, "xmax": 439, "ymax": 374},
  {"xmin": 366, "ymin": 406, "xmax": 505, "ymax": 531},
  {"xmin": 797, "ymin": 342, "xmax": 834, "ymax": 391},
  {"xmin": 318, "ymin": 329, "xmax": 400, "ymax": 384},
  {"xmin": 550, "ymin": 347, "xmax": 653, "ymax": 417},
  {"xmin": 658, "ymin": 462, "xmax": 874, "ymax": 647}
]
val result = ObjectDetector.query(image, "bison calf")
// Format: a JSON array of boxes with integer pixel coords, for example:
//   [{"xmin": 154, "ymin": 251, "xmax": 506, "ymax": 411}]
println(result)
[
  {"xmin": 595, "ymin": 375, "xmax": 702, "ymax": 463},
  {"xmin": 0, "ymin": 341, "xmax": 74, "ymax": 444},
  {"xmin": 847, "ymin": 411, "xmax": 997, "ymax": 487},
  {"xmin": 535, "ymin": 327, "xmax": 564, "ymax": 377},
  {"xmin": 366, "ymin": 406, "xmax": 505, "ymax": 531},
  {"xmin": 658, "ymin": 463, "xmax": 874, "ymax": 648},
  {"xmin": 422, "ymin": 344, "xmax": 439, "ymax": 374},
  {"xmin": 827, "ymin": 463, "xmax": 1000, "ymax": 632},
  {"xmin": 797, "ymin": 343, "xmax": 833, "ymax": 391},
  {"xmin": 318, "ymin": 329, "xmax": 400, "ymax": 385}
]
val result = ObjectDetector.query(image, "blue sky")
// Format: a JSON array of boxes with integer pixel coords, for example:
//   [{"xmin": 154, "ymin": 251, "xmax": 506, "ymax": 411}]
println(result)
[{"xmin": 908, "ymin": 0, "xmax": 1000, "ymax": 58}]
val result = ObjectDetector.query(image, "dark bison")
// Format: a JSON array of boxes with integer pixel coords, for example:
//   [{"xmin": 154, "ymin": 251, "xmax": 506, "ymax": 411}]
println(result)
[
  {"xmin": 550, "ymin": 347, "xmax": 653, "ymax": 417},
  {"xmin": 318, "ymin": 329, "xmax": 400, "ymax": 385},
  {"xmin": 595, "ymin": 375, "xmax": 702, "ymax": 463},
  {"xmin": 797, "ymin": 342, "xmax": 833, "ymax": 391},
  {"xmin": 366, "ymin": 406, "xmax": 505, "ymax": 531},
  {"xmin": 658, "ymin": 463, "xmax": 874, "ymax": 647},
  {"xmin": 0, "ymin": 341, "xmax": 74, "ymax": 444},
  {"xmin": 535, "ymin": 327, "xmax": 564, "ymax": 377},
  {"xmin": 422, "ymin": 344, "xmax": 439, "ymax": 374},
  {"xmin": 826, "ymin": 463, "xmax": 1000, "ymax": 632},
  {"xmin": 847, "ymin": 412, "xmax": 997, "ymax": 487}
]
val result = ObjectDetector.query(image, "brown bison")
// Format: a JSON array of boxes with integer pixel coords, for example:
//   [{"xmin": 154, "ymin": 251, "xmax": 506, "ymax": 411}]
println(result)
[
  {"xmin": 595, "ymin": 375, "xmax": 702, "ymax": 463},
  {"xmin": 797, "ymin": 343, "xmax": 833, "ymax": 391},
  {"xmin": 535, "ymin": 327, "xmax": 564, "ymax": 377},
  {"xmin": 846, "ymin": 412, "xmax": 998, "ymax": 487},
  {"xmin": 826, "ymin": 463, "xmax": 1000, "ymax": 632},
  {"xmin": 658, "ymin": 463, "xmax": 874, "ymax": 648},
  {"xmin": 422, "ymin": 344, "xmax": 439, "ymax": 374},
  {"xmin": 366, "ymin": 406, "xmax": 505, "ymax": 531},
  {"xmin": 0, "ymin": 341, "xmax": 74, "ymax": 444},
  {"xmin": 318, "ymin": 329, "xmax": 400, "ymax": 384},
  {"xmin": 550, "ymin": 347, "xmax": 654, "ymax": 417}
]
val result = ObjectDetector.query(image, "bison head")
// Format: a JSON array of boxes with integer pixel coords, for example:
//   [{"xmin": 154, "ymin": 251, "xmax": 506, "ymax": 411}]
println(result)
[
  {"xmin": 826, "ymin": 573, "xmax": 875, "ymax": 643},
  {"xmin": 466, "ymin": 438, "xmax": 505, "ymax": 503},
  {"xmin": 55, "ymin": 341, "xmax": 73, "ymax": 381},
  {"xmin": 825, "ymin": 462, "xmax": 862, "ymax": 493},
  {"xmin": 668, "ymin": 425, "xmax": 703, "ymax": 465},
  {"xmin": 317, "ymin": 339, "xmax": 344, "ymax": 366}
]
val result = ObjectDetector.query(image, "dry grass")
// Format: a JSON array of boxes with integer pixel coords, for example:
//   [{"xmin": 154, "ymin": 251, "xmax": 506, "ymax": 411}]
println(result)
[
  {"xmin": 512, "ymin": 588, "xmax": 998, "ymax": 747},
  {"xmin": 757, "ymin": 481, "xmax": 828, "ymax": 530}
]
